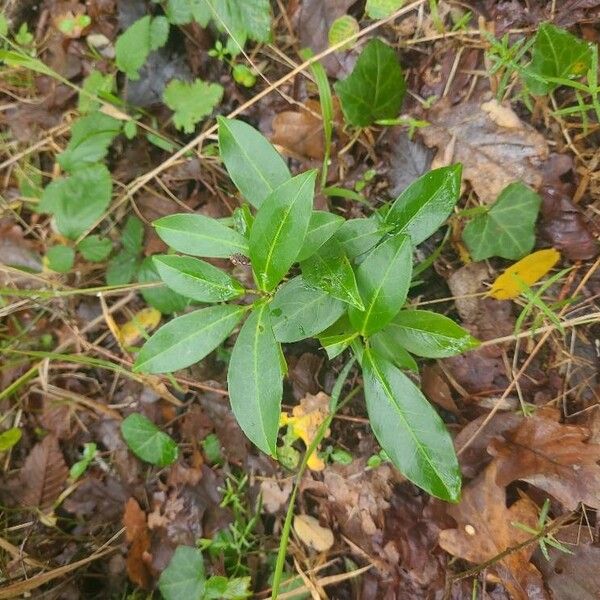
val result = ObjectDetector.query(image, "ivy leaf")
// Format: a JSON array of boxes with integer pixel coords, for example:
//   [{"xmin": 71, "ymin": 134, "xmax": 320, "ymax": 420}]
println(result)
[
  {"xmin": 334, "ymin": 38, "xmax": 405, "ymax": 127},
  {"xmin": 138, "ymin": 256, "xmax": 190, "ymax": 314},
  {"xmin": 363, "ymin": 348, "xmax": 461, "ymax": 502},
  {"xmin": 121, "ymin": 413, "xmax": 178, "ymax": 466},
  {"xmin": 163, "ymin": 78, "xmax": 224, "ymax": 133},
  {"xmin": 159, "ymin": 546, "xmax": 205, "ymax": 600},
  {"xmin": 218, "ymin": 117, "xmax": 291, "ymax": 208},
  {"xmin": 39, "ymin": 164, "xmax": 112, "ymax": 240},
  {"xmin": 525, "ymin": 23, "xmax": 593, "ymax": 95},
  {"xmin": 228, "ymin": 303, "xmax": 283, "ymax": 456},
  {"xmin": 115, "ymin": 15, "xmax": 170, "ymax": 80},
  {"xmin": 134, "ymin": 305, "xmax": 246, "ymax": 374},
  {"xmin": 57, "ymin": 112, "xmax": 121, "ymax": 172},
  {"xmin": 77, "ymin": 235, "xmax": 112, "ymax": 262},
  {"xmin": 462, "ymin": 182, "xmax": 541, "ymax": 261},
  {"xmin": 385, "ymin": 165, "xmax": 462, "ymax": 246}
]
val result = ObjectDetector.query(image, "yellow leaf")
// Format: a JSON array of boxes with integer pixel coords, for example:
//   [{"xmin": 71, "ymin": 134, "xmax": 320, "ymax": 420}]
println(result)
[
  {"xmin": 488, "ymin": 249, "xmax": 561, "ymax": 300},
  {"xmin": 119, "ymin": 308, "xmax": 161, "ymax": 346},
  {"xmin": 293, "ymin": 514, "xmax": 334, "ymax": 552}
]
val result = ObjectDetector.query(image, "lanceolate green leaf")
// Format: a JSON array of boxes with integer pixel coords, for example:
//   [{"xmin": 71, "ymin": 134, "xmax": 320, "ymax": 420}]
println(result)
[
  {"xmin": 363, "ymin": 348, "xmax": 461, "ymax": 501},
  {"xmin": 159, "ymin": 546, "xmax": 205, "ymax": 600},
  {"xmin": 318, "ymin": 316, "xmax": 359, "ymax": 359},
  {"xmin": 370, "ymin": 329, "xmax": 418, "ymax": 372},
  {"xmin": 154, "ymin": 213, "xmax": 249, "ymax": 258},
  {"xmin": 334, "ymin": 38, "xmax": 405, "ymax": 127},
  {"xmin": 134, "ymin": 305, "xmax": 246, "ymax": 373},
  {"xmin": 296, "ymin": 211, "xmax": 344, "ymax": 262},
  {"xmin": 250, "ymin": 171, "xmax": 316, "ymax": 291},
  {"xmin": 228, "ymin": 303, "xmax": 283, "ymax": 456},
  {"xmin": 385, "ymin": 165, "xmax": 462, "ymax": 246},
  {"xmin": 270, "ymin": 276, "xmax": 345, "ymax": 343},
  {"xmin": 386, "ymin": 310, "xmax": 479, "ymax": 358},
  {"xmin": 462, "ymin": 182, "xmax": 541, "ymax": 261},
  {"xmin": 301, "ymin": 238, "xmax": 364, "ymax": 310},
  {"xmin": 138, "ymin": 257, "xmax": 190, "ymax": 315},
  {"xmin": 153, "ymin": 255, "xmax": 245, "ymax": 302},
  {"xmin": 334, "ymin": 217, "xmax": 382, "ymax": 260},
  {"xmin": 120, "ymin": 413, "xmax": 178, "ymax": 466},
  {"xmin": 218, "ymin": 117, "xmax": 290, "ymax": 208},
  {"xmin": 348, "ymin": 233, "xmax": 412, "ymax": 335}
]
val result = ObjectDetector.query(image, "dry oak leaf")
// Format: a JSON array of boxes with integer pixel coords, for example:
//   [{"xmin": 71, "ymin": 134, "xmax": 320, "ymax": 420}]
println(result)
[
  {"xmin": 123, "ymin": 497, "xmax": 153, "ymax": 589},
  {"xmin": 19, "ymin": 434, "xmax": 68, "ymax": 511},
  {"xmin": 439, "ymin": 463, "xmax": 548, "ymax": 600},
  {"xmin": 421, "ymin": 96, "xmax": 548, "ymax": 202},
  {"xmin": 488, "ymin": 415, "xmax": 600, "ymax": 510}
]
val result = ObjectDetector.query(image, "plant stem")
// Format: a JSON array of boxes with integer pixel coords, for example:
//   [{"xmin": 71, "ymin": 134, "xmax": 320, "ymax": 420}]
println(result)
[{"xmin": 270, "ymin": 357, "xmax": 356, "ymax": 599}]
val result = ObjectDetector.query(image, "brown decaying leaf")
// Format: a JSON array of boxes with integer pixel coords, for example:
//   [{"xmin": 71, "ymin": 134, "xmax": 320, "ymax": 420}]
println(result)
[
  {"xmin": 439, "ymin": 463, "xmax": 548, "ymax": 600},
  {"xmin": 271, "ymin": 100, "xmax": 325, "ymax": 160},
  {"xmin": 421, "ymin": 95, "xmax": 548, "ymax": 202},
  {"xmin": 123, "ymin": 497, "xmax": 152, "ymax": 589},
  {"xmin": 293, "ymin": 514, "xmax": 334, "ymax": 552},
  {"xmin": 488, "ymin": 414, "xmax": 600, "ymax": 510},
  {"xmin": 19, "ymin": 435, "xmax": 68, "ymax": 510}
]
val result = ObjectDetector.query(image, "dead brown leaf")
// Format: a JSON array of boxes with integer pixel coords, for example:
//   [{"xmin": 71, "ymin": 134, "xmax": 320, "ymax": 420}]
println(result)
[
  {"xmin": 488, "ymin": 414, "xmax": 600, "ymax": 510},
  {"xmin": 293, "ymin": 514, "xmax": 334, "ymax": 552},
  {"xmin": 271, "ymin": 100, "xmax": 325, "ymax": 160},
  {"xmin": 19, "ymin": 435, "xmax": 68, "ymax": 511},
  {"xmin": 439, "ymin": 463, "xmax": 548, "ymax": 600},
  {"xmin": 123, "ymin": 497, "xmax": 152, "ymax": 589},
  {"xmin": 421, "ymin": 96, "xmax": 548, "ymax": 201}
]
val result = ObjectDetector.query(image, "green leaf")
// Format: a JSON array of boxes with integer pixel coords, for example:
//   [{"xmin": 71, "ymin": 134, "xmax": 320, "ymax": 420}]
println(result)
[
  {"xmin": 39, "ymin": 164, "xmax": 112, "ymax": 240},
  {"xmin": 370, "ymin": 329, "xmax": 418, "ymax": 372},
  {"xmin": 70, "ymin": 442, "xmax": 97, "ymax": 480},
  {"xmin": 205, "ymin": 575, "xmax": 251, "ymax": 599},
  {"xmin": 218, "ymin": 117, "xmax": 291, "ymax": 208},
  {"xmin": 333, "ymin": 217, "xmax": 382, "ymax": 260},
  {"xmin": 122, "ymin": 215, "xmax": 144, "ymax": 256},
  {"xmin": 363, "ymin": 348, "xmax": 461, "ymax": 501},
  {"xmin": 138, "ymin": 256, "xmax": 190, "ymax": 314},
  {"xmin": 57, "ymin": 112, "xmax": 121, "ymax": 172},
  {"xmin": 385, "ymin": 310, "xmax": 479, "ymax": 358},
  {"xmin": 365, "ymin": 0, "xmax": 405, "ymax": 19},
  {"xmin": 159, "ymin": 546, "xmax": 205, "ymax": 600},
  {"xmin": 249, "ymin": 171, "xmax": 316, "ymax": 291},
  {"xmin": 154, "ymin": 213, "xmax": 249, "ymax": 258},
  {"xmin": 165, "ymin": 0, "xmax": 210, "ymax": 25},
  {"xmin": 121, "ymin": 413, "xmax": 178, "ymax": 466},
  {"xmin": 77, "ymin": 235, "xmax": 112, "ymax": 262},
  {"xmin": 0, "ymin": 428, "xmax": 22, "ymax": 451},
  {"xmin": 134, "ymin": 304, "xmax": 246, "ymax": 373},
  {"xmin": 301, "ymin": 238, "xmax": 364, "ymax": 310},
  {"xmin": 115, "ymin": 15, "xmax": 170, "ymax": 80},
  {"xmin": 78, "ymin": 70, "xmax": 114, "ymax": 114},
  {"xmin": 209, "ymin": 0, "xmax": 272, "ymax": 51},
  {"xmin": 462, "ymin": 182, "xmax": 541, "ymax": 261},
  {"xmin": 296, "ymin": 211, "xmax": 344, "ymax": 262},
  {"xmin": 106, "ymin": 250, "xmax": 139, "ymax": 285},
  {"xmin": 525, "ymin": 23, "xmax": 593, "ymax": 95},
  {"xmin": 334, "ymin": 38, "xmax": 405, "ymax": 127},
  {"xmin": 228, "ymin": 303, "xmax": 282, "ymax": 456},
  {"xmin": 163, "ymin": 78, "xmax": 224, "ymax": 133},
  {"xmin": 328, "ymin": 15, "xmax": 359, "ymax": 50},
  {"xmin": 46, "ymin": 245, "xmax": 75, "ymax": 273},
  {"xmin": 270, "ymin": 276, "xmax": 345, "ymax": 343},
  {"xmin": 318, "ymin": 316, "xmax": 359, "ymax": 359},
  {"xmin": 153, "ymin": 254, "xmax": 245, "ymax": 302},
  {"xmin": 384, "ymin": 165, "xmax": 462, "ymax": 246},
  {"xmin": 348, "ymin": 233, "xmax": 412, "ymax": 335}
]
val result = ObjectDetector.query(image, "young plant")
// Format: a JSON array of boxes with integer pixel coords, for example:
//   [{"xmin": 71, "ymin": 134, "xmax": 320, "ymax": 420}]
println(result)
[{"xmin": 132, "ymin": 118, "xmax": 478, "ymax": 502}]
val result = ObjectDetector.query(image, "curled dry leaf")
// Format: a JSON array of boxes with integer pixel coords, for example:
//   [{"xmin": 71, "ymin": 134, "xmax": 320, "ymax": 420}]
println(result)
[
  {"xmin": 293, "ymin": 514, "xmax": 334, "ymax": 552},
  {"xmin": 123, "ymin": 497, "xmax": 153, "ymax": 589},
  {"xmin": 439, "ymin": 463, "xmax": 548, "ymax": 600},
  {"xmin": 19, "ymin": 434, "xmax": 68, "ymax": 511},
  {"xmin": 421, "ymin": 96, "xmax": 548, "ymax": 202},
  {"xmin": 488, "ymin": 413, "xmax": 600, "ymax": 510}
]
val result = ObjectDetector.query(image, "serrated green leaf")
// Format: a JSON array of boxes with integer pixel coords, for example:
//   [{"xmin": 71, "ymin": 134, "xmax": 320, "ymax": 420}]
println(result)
[
  {"xmin": 328, "ymin": 15, "xmax": 359, "ymax": 50},
  {"xmin": 138, "ymin": 256, "xmax": 190, "ymax": 314},
  {"xmin": 121, "ymin": 413, "xmax": 178, "ymax": 466},
  {"xmin": 370, "ymin": 329, "xmax": 418, "ymax": 371},
  {"xmin": 462, "ymin": 182, "xmax": 541, "ymax": 261},
  {"xmin": 218, "ymin": 117, "xmax": 290, "ymax": 208},
  {"xmin": 39, "ymin": 163, "xmax": 112, "ymax": 240},
  {"xmin": 77, "ymin": 235, "xmax": 112, "ymax": 262},
  {"xmin": 525, "ymin": 23, "xmax": 593, "ymax": 95},
  {"xmin": 296, "ymin": 211, "xmax": 344, "ymax": 262},
  {"xmin": 363, "ymin": 348, "xmax": 461, "ymax": 501},
  {"xmin": 250, "ymin": 171, "xmax": 316, "ymax": 291},
  {"xmin": 204, "ymin": 575, "xmax": 251, "ymax": 599},
  {"xmin": 154, "ymin": 213, "xmax": 249, "ymax": 258},
  {"xmin": 159, "ymin": 546, "xmax": 205, "ymax": 600},
  {"xmin": 270, "ymin": 276, "xmax": 345, "ymax": 343},
  {"xmin": 348, "ymin": 233, "xmax": 412, "ymax": 335},
  {"xmin": 333, "ymin": 217, "xmax": 382, "ymax": 260},
  {"xmin": 153, "ymin": 254, "xmax": 245, "ymax": 302},
  {"xmin": 334, "ymin": 38, "xmax": 405, "ymax": 127},
  {"xmin": 163, "ymin": 78, "xmax": 224, "ymax": 133},
  {"xmin": 134, "ymin": 304, "xmax": 246, "ymax": 373},
  {"xmin": 106, "ymin": 250, "xmax": 139, "ymax": 286},
  {"xmin": 301, "ymin": 238, "xmax": 364, "ymax": 310},
  {"xmin": 78, "ymin": 70, "xmax": 114, "ymax": 114},
  {"xmin": 385, "ymin": 165, "xmax": 462, "ymax": 245},
  {"xmin": 228, "ymin": 303, "xmax": 282, "ymax": 456},
  {"xmin": 210, "ymin": 0, "xmax": 272, "ymax": 52},
  {"xmin": 365, "ymin": 0, "xmax": 405, "ymax": 19},
  {"xmin": 57, "ymin": 112, "xmax": 121, "ymax": 172},
  {"xmin": 165, "ymin": 0, "xmax": 211, "ymax": 25},
  {"xmin": 46, "ymin": 245, "xmax": 75, "ymax": 273}
]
